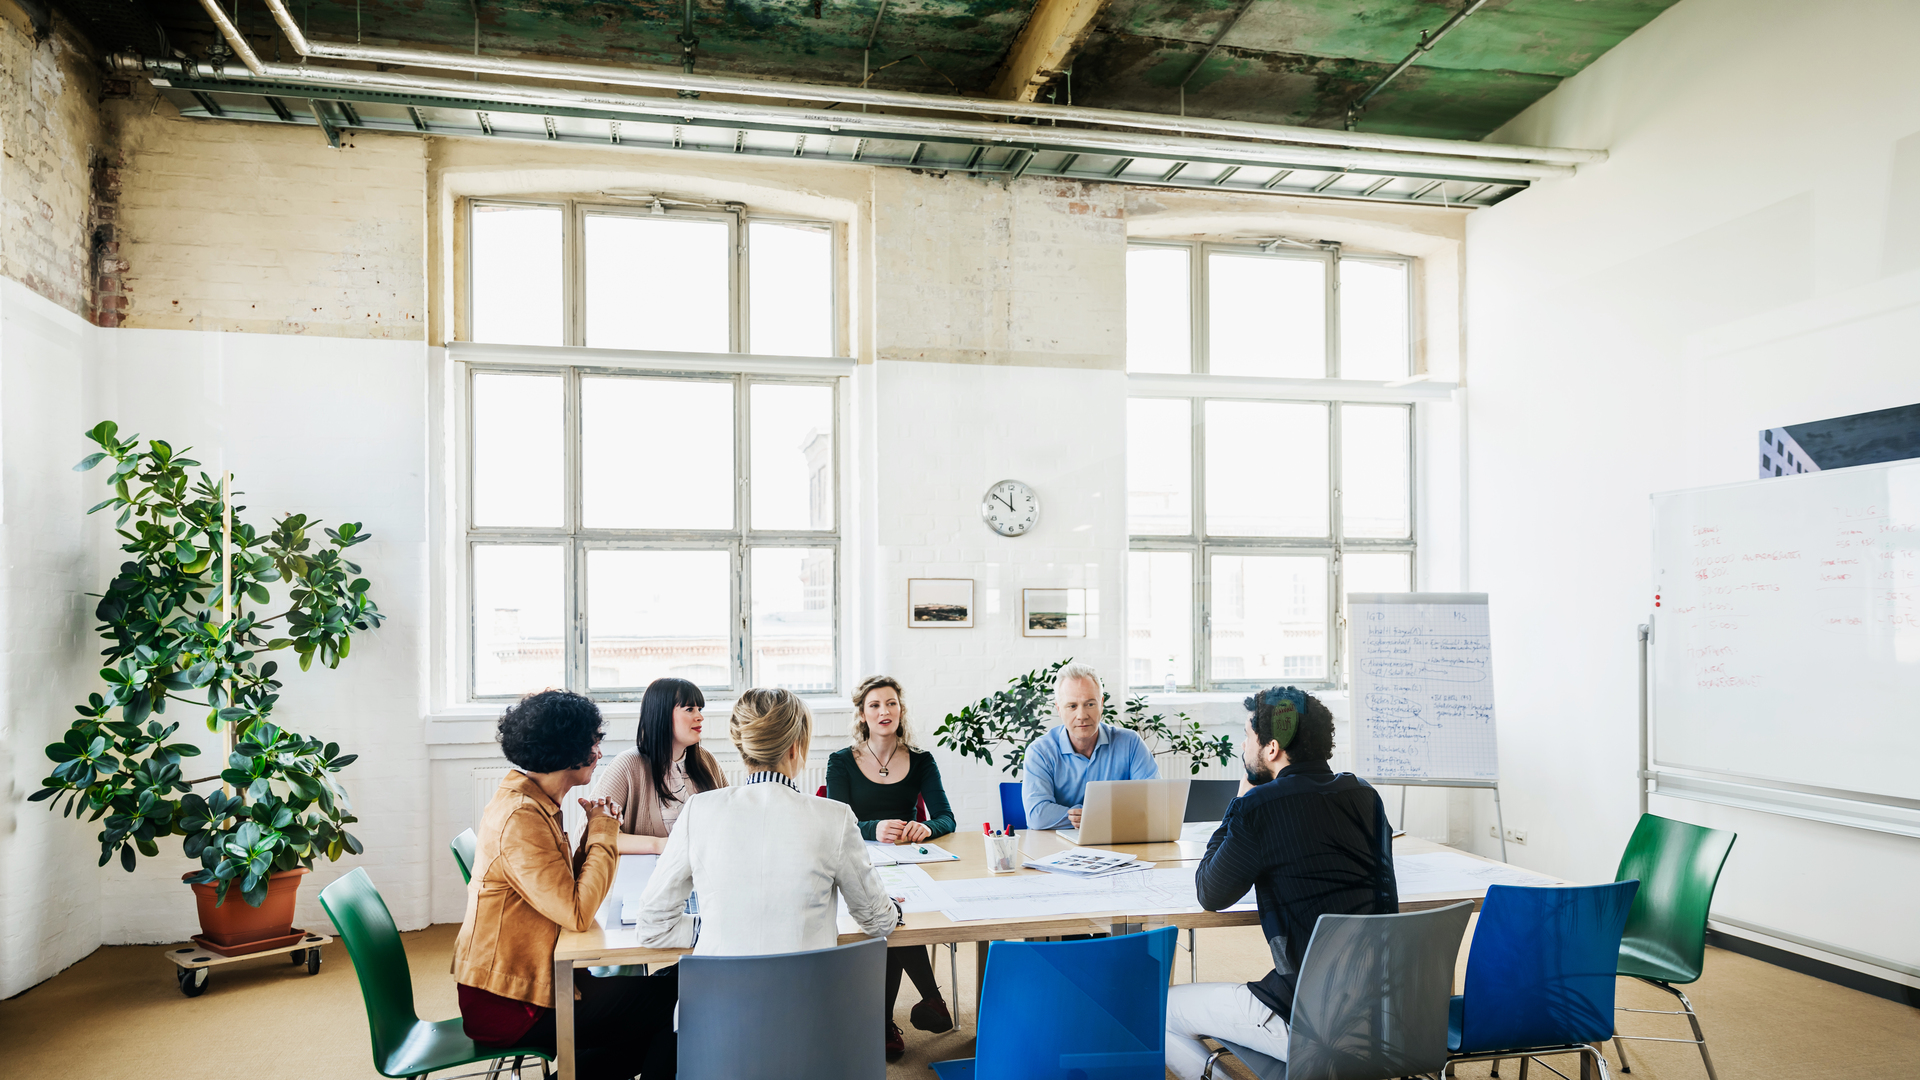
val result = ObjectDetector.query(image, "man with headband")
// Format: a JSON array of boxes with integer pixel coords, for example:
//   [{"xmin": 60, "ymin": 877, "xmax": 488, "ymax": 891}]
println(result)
[{"xmin": 1161, "ymin": 686, "xmax": 1398, "ymax": 1079}]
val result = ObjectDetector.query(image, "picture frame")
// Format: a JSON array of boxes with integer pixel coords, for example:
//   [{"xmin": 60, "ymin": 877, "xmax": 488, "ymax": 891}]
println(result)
[
  {"xmin": 908, "ymin": 578, "xmax": 974, "ymax": 628},
  {"xmin": 1022, "ymin": 588, "xmax": 1086, "ymax": 638}
]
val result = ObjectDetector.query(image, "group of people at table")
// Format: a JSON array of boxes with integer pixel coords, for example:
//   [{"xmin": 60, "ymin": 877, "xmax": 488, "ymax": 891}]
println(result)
[{"xmin": 451, "ymin": 662, "xmax": 1398, "ymax": 1079}]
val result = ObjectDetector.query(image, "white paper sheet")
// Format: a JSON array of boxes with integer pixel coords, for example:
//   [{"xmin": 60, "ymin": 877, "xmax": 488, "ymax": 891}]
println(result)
[
  {"xmin": 605, "ymin": 854, "xmax": 659, "ymax": 926},
  {"xmin": 835, "ymin": 863, "xmax": 955, "ymax": 921},
  {"xmin": 1180, "ymin": 820, "xmax": 1223, "ymax": 844},
  {"xmin": 867, "ymin": 842, "xmax": 960, "ymax": 865},
  {"xmin": 1393, "ymin": 851, "xmax": 1560, "ymax": 895},
  {"xmin": 938, "ymin": 866, "xmax": 1242, "ymax": 922}
]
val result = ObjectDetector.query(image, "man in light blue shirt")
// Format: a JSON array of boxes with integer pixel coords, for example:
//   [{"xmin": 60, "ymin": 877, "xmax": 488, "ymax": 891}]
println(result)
[{"xmin": 1022, "ymin": 663, "xmax": 1159, "ymax": 830}]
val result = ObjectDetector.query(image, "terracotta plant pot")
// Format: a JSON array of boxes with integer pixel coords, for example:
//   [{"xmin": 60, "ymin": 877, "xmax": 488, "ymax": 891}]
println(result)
[{"xmin": 184, "ymin": 867, "xmax": 310, "ymax": 954}]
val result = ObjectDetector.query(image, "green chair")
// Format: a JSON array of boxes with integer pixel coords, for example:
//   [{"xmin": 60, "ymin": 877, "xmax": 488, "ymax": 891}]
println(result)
[
  {"xmin": 1610, "ymin": 813, "xmax": 1737, "ymax": 1080},
  {"xmin": 451, "ymin": 829, "xmax": 478, "ymax": 884},
  {"xmin": 320, "ymin": 867, "xmax": 552, "ymax": 1079}
]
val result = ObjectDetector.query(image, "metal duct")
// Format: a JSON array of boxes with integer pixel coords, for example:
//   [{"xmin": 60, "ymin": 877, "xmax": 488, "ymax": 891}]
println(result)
[
  {"xmin": 190, "ymin": 0, "xmax": 263, "ymax": 75},
  {"xmin": 148, "ymin": 57, "xmax": 1577, "ymax": 183},
  {"xmin": 243, "ymin": 0, "xmax": 1600, "ymax": 169}
]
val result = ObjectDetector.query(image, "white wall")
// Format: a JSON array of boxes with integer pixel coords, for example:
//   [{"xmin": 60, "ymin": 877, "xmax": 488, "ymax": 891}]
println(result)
[
  {"xmin": 1465, "ymin": 0, "xmax": 1920, "ymax": 981},
  {"xmin": 0, "ymin": 278, "xmax": 106, "ymax": 997},
  {"xmin": 0, "ymin": 289, "xmax": 432, "ymax": 994}
]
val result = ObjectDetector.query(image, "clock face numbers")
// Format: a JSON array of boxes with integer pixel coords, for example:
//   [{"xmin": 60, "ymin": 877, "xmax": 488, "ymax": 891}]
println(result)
[{"xmin": 982, "ymin": 480, "xmax": 1039, "ymax": 537}]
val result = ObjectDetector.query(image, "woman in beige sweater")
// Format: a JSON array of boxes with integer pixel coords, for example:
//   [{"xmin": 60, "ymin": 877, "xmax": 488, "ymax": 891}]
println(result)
[{"xmin": 589, "ymin": 677, "xmax": 728, "ymax": 853}]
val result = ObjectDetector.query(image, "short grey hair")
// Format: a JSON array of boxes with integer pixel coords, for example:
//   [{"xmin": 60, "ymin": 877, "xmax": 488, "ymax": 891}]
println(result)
[{"xmin": 1055, "ymin": 663, "xmax": 1103, "ymax": 698}]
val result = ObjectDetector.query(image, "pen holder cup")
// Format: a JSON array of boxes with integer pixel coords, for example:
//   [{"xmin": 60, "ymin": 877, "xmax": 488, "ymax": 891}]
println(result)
[{"xmin": 983, "ymin": 833, "xmax": 1020, "ymax": 874}]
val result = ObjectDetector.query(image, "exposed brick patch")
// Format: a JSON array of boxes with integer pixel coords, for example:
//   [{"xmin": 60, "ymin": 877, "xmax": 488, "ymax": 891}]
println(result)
[
  {"xmin": 0, "ymin": 7, "xmax": 104, "ymax": 317},
  {"xmin": 88, "ymin": 148, "xmax": 126, "ymax": 326}
]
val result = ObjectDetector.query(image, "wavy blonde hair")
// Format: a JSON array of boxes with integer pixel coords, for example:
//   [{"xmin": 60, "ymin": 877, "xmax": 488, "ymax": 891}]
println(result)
[
  {"xmin": 729, "ymin": 687, "xmax": 813, "ymax": 772},
  {"xmin": 850, "ymin": 674, "xmax": 916, "ymax": 750}
]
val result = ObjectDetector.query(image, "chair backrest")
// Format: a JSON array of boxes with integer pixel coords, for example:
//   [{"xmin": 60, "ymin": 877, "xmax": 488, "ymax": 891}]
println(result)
[
  {"xmin": 318, "ymin": 868, "xmax": 422, "ymax": 1068},
  {"xmin": 1183, "ymin": 779, "xmax": 1239, "ymax": 823},
  {"xmin": 1457, "ymin": 881, "xmax": 1640, "ymax": 1053},
  {"xmin": 915, "ymin": 793, "xmax": 928, "ymax": 823},
  {"xmin": 1286, "ymin": 901, "xmax": 1474, "ymax": 1080},
  {"xmin": 678, "ymin": 936, "xmax": 887, "ymax": 1080},
  {"xmin": 450, "ymin": 828, "xmax": 477, "ymax": 885},
  {"xmin": 972, "ymin": 926, "xmax": 1178, "ymax": 1079},
  {"xmin": 999, "ymin": 782, "xmax": 1028, "ymax": 831},
  {"xmin": 1614, "ymin": 813, "xmax": 1736, "ymax": 984}
]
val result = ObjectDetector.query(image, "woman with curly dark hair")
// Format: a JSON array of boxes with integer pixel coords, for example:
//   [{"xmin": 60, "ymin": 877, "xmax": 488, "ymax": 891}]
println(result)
[{"xmin": 453, "ymin": 690, "xmax": 677, "ymax": 1080}]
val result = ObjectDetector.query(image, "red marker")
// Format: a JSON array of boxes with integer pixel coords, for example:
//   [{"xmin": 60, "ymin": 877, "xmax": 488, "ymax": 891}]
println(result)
[
  {"xmin": 1006, "ymin": 825, "xmax": 1017, "ymax": 839},
  {"xmin": 983, "ymin": 822, "xmax": 992, "ymax": 835}
]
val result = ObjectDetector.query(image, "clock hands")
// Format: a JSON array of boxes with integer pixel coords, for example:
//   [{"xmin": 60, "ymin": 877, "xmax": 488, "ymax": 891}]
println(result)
[{"xmin": 994, "ymin": 492, "xmax": 1017, "ymax": 512}]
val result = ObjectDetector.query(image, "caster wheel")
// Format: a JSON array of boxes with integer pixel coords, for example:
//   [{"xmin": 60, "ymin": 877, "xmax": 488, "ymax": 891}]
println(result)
[
  {"xmin": 307, "ymin": 948, "xmax": 322, "ymax": 975},
  {"xmin": 290, "ymin": 949, "xmax": 306, "ymax": 965},
  {"xmin": 177, "ymin": 966, "xmax": 209, "ymax": 997}
]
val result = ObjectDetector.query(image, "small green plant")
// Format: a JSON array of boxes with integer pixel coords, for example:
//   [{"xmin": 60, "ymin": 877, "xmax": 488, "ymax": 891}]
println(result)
[
  {"xmin": 30, "ymin": 422, "xmax": 383, "ymax": 907},
  {"xmin": 933, "ymin": 658, "xmax": 1235, "ymax": 777}
]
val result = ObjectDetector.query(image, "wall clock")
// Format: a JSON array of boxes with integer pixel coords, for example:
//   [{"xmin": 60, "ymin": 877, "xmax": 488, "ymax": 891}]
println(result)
[{"xmin": 981, "ymin": 479, "xmax": 1039, "ymax": 537}]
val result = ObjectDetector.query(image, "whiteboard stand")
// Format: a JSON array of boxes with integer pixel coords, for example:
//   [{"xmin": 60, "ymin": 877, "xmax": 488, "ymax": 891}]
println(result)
[
  {"xmin": 1372, "ymin": 776, "xmax": 1508, "ymax": 863},
  {"xmin": 1349, "ymin": 592, "xmax": 1506, "ymax": 863}
]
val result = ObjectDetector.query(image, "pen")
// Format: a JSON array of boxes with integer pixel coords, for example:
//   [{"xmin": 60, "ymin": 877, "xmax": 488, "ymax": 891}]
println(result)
[{"xmin": 983, "ymin": 822, "xmax": 991, "ymax": 835}]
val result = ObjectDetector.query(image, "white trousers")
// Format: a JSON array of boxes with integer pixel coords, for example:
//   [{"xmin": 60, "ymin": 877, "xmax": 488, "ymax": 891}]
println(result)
[{"xmin": 1165, "ymin": 981, "xmax": 1290, "ymax": 1080}]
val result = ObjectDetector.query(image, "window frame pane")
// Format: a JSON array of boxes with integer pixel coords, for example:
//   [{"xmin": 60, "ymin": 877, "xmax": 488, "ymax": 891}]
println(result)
[
  {"xmin": 579, "ymin": 205, "xmax": 740, "ymax": 354},
  {"xmin": 464, "ymin": 362, "xmax": 841, "ymax": 702},
  {"xmin": 467, "ymin": 199, "xmax": 568, "ymax": 348},
  {"xmin": 1334, "ymin": 254, "xmax": 1414, "ymax": 380},
  {"xmin": 1124, "ymin": 239, "xmax": 1418, "ymax": 693},
  {"xmin": 746, "ymin": 217, "xmax": 841, "ymax": 359},
  {"xmin": 1201, "ymin": 242, "xmax": 1333, "ymax": 379}
]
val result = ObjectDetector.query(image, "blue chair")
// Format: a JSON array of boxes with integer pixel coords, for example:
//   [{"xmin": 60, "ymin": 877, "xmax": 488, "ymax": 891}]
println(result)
[
  {"xmin": 679, "ymin": 936, "xmax": 886, "ymax": 1079},
  {"xmin": 1202, "ymin": 901, "xmax": 1473, "ymax": 1080},
  {"xmin": 931, "ymin": 925, "xmax": 1177, "ymax": 1080},
  {"xmin": 999, "ymin": 782, "xmax": 1027, "ymax": 831},
  {"xmin": 1447, "ymin": 881, "xmax": 1641, "ymax": 1080}
]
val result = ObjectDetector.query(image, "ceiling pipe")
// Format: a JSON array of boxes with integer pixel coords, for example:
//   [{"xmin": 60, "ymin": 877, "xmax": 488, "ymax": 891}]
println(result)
[
  {"xmin": 1346, "ymin": 0, "xmax": 1490, "ymax": 129},
  {"xmin": 149, "ymin": 57, "xmax": 1578, "ymax": 182},
  {"xmin": 249, "ymin": 0, "xmax": 1601, "ymax": 167},
  {"xmin": 193, "ymin": 0, "xmax": 265, "ymax": 75}
]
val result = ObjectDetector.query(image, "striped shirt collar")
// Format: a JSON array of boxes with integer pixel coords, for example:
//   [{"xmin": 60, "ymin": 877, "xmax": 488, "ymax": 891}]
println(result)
[{"xmin": 743, "ymin": 770, "xmax": 799, "ymax": 791}]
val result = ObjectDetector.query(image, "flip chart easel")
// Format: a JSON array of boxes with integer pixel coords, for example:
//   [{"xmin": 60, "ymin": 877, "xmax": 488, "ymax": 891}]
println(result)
[{"xmin": 1348, "ymin": 592, "xmax": 1508, "ymax": 861}]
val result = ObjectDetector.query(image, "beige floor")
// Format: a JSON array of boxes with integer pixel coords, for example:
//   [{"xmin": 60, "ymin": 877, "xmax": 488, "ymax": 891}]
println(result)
[{"xmin": 2, "ymin": 920, "xmax": 1914, "ymax": 1080}]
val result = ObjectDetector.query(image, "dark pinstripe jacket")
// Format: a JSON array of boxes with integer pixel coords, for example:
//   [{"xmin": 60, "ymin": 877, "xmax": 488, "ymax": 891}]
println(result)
[{"xmin": 1193, "ymin": 762, "xmax": 1398, "ymax": 1018}]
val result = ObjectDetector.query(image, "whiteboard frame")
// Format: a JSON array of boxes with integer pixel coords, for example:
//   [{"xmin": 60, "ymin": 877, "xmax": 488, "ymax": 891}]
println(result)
[{"xmin": 1646, "ymin": 458, "xmax": 1920, "ymax": 837}]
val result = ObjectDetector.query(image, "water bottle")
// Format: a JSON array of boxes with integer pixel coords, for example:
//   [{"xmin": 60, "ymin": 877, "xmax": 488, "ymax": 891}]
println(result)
[{"xmin": 1163, "ymin": 657, "xmax": 1176, "ymax": 695}]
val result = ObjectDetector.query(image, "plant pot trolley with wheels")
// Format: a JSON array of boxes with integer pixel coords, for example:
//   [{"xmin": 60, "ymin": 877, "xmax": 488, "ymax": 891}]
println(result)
[{"xmin": 166, "ymin": 930, "xmax": 333, "ymax": 996}]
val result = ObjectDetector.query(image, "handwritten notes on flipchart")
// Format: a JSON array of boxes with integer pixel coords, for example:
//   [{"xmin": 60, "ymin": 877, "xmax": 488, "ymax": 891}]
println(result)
[{"xmin": 1349, "ymin": 593, "xmax": 1499, "ymax": 783}]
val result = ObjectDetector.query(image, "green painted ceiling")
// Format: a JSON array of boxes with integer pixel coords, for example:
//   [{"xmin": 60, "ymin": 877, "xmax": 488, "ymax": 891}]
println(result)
[{"xmin": 137, "ymin": 0, "xmax": 1682, "ymax": 139}]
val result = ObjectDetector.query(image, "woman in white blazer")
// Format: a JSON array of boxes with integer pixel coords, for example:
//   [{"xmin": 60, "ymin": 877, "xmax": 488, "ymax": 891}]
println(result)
[{"xmin": 632, "ymin": 687, "xmax": 900, "ymax": 959}]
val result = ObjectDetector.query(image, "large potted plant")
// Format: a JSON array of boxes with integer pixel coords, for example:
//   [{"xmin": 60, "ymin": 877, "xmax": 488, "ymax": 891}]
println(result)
[
  {"xmin": 933, "ymin": 658, "xmax": 1235, "ymax": 777},
  {"xmin": 31, "ymin": 422, "xmax": 383, "ymax": 954}
]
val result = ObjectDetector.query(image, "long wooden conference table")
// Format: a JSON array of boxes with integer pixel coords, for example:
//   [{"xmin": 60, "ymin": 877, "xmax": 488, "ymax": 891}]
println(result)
[{"xmin": 550, "ymin": 830, "xmax": 1562, "ymax": 1080}]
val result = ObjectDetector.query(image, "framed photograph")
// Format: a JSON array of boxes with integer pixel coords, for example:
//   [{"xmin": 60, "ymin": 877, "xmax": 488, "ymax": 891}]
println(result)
[
  {"xmin": 908, "ymin": 578, "xmax": 974, "ymax": 628},
  {"xmin": 1022, "ymin": 588, "xmax": 1086, "ymax": 638}
]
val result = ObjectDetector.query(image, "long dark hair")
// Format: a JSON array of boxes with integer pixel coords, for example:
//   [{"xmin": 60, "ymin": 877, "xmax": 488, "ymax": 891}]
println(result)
[{"xmin": 638, "ymin": 677, "xmax": 717, "ymax": 805}]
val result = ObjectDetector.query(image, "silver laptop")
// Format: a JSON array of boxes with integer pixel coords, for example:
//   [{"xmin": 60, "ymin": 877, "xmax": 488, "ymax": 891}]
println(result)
[{"xmin": 1059, "ymin": 779, "xmax": 1191, "ymax": 845}]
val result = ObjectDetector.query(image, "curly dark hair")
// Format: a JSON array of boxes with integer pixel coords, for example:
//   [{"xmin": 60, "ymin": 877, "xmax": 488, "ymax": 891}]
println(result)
[
  {"xmin": 1246, "ymin": 686, "xmax": 1335, "ymax": 766},
  {"xmin": 498, "ymin": 690, "xmax": 604, "ymax": 773}
]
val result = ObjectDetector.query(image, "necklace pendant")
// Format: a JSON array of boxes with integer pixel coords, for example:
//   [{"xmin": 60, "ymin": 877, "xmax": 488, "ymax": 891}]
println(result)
[{"xmin": 879, "ymin": 766, "xmax": 889, "ymax": 777}]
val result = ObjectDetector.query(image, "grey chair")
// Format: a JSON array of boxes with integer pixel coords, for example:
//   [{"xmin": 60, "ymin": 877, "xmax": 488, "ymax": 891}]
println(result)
[
  {"xmin": 1184, "ymin": 779, "xmax": 1240, "ymax": 823},
  {"xmin": 678, "ymin": 935, "xmax": 887, "ymax": 1080},
  {"xmin": 1203, "ymin": 901, "xmax": 1474, "ymax": 1080}
]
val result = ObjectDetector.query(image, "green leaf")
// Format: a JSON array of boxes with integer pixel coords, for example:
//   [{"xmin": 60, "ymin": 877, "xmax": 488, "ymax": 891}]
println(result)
[
  {"xmin": 74, "ymin": 452, "xmax": 109, "ymax": 472},
  {"xmin": 246, "ymin": 584, "xmax": 270, "ymax": 605}
]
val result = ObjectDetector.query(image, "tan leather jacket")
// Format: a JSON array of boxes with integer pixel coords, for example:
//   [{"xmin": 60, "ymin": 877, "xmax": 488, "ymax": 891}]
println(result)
[{"xmin": 452, "ymin": 771, "xmax": 618, "ymax": 1007}]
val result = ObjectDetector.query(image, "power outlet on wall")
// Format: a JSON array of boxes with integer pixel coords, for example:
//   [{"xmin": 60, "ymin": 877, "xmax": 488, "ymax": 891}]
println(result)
[{"xmin": 1489, "ymin": 826, "xmax": 1528, "ymax": 845}]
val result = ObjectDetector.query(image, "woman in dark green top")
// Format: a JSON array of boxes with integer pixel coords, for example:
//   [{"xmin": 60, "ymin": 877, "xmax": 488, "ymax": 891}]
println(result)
[{"xmin": 826, "ymin": 675, "xmax": 955, "ymax": 1061}]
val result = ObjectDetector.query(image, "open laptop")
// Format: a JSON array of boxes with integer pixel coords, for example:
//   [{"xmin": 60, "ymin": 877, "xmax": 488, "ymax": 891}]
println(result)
[{"xmin": 1058, "ymin": 779, "xmax": 1191, "ymax": 845}]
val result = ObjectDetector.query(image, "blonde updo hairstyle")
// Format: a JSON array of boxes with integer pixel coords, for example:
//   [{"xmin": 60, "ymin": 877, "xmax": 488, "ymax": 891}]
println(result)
[
  {"xmin": 851, "ymin": 674, "xmax": 916, "ymax": 750},
  {"xmin": 729, "ymin": 687, "xmax": 814, "ymax": 773}
]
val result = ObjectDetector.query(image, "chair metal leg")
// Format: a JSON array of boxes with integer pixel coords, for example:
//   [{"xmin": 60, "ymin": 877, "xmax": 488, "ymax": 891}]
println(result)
[
  {"xmin": 946, "ymin": 942, "xmax": 963, "ymax": 1030},
  {"xmin": 1201, "ymin": 1045, "xmax": 1228, "ymax": 1080},
  {"xmin": 1672, "ymin": 985, "xmax": 1719, "ymax": 1080},
  {"xmin": 1613, "ymin": 1036, "xmax": 1631, "ymax": 1074},
  {"xmin": 1491, "ymin": 1058, "xmax": 1501, "ymax": 1077},
  {"xmin": 1188, "ymin": 927, "xmax": 1198, "ymax": 983}
]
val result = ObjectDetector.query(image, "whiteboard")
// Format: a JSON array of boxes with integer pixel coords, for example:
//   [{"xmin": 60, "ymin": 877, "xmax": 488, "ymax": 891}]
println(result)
[
  {"xmin": 1349, "ymin": 593, "xmax": 1499, "ymax": 783},
  {"xmin": 1651, "ymin": 460, "xmax": 1920, "ymax": 803}
]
